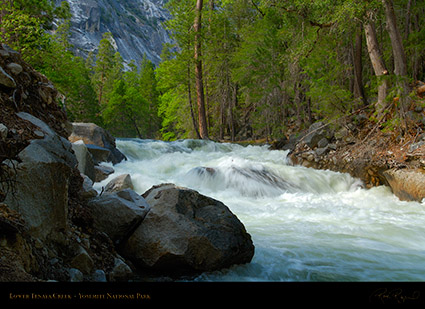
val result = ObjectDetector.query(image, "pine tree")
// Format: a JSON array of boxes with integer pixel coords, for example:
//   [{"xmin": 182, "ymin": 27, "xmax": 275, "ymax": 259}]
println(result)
[{"xmin": 92, "ymin": 32, "xmax": 116, "ymax": 109}]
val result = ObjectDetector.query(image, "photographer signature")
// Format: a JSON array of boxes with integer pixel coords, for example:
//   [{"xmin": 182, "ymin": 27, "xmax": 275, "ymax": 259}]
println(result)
[{"xmin": 370, "ymin": 288, "xmax": 421, "ymax": 304}]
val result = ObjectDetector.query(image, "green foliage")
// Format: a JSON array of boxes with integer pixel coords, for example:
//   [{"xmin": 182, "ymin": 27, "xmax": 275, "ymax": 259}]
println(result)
[
  {"xmin": 39, "ymin": 44, "xmax": 100, "ymax": 123},
  {"xmin": 1, "ymin": 8, "xmax": 50, "ymax": 64},
  {"xmin": 1, "ymin": 4, "xmax": 161, "ymax": 138},
  {"xmin": 0, "ymin": 0, "xmax": 101, "ymax": 125},
  {"xmin": 102, "ymin": 56, "xmax": 161, "ymax": 138},
  {"xmin": 156, "ymin": 45, "xmax": 194, "ymax": 140},
  {"xmin": 156, "ymin": 0, "xmax": 425, "ymax": 141},
  {"xmin": 3, "ymin": 0, "xmax": 424, "ymax": 141},
  {"xmin": 91, "ymin": 32, "xmax": 117, "ymax": 108}
]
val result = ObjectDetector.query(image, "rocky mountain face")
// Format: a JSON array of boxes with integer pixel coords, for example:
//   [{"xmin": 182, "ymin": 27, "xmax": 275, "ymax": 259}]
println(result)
[{"xmin": 65, "ymin": 0, "xmax": 172, "ymax": 65}]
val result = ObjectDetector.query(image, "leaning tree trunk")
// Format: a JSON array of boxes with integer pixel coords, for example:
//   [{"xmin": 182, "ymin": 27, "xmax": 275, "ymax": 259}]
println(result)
[
  {"xmin": 194, "ymin": 0, "xmax": 209, "ymax": 140},
  {"xmin": 364, "ymin": 19, "xmax": 390, "ymax": 116},
  {"xmin": 382, "ymin": 0, "xmax": 410, "ymax": 131}
]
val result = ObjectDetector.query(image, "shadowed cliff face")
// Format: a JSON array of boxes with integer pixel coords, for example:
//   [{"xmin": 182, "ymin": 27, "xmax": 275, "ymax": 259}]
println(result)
[{"xmin": 65, "ymin": 0, "xmax": 171, "ymax": 65}]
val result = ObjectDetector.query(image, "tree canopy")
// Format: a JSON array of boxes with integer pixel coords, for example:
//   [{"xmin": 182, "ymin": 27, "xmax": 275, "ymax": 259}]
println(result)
[
  {"xmin": 1, "ymin": 0, "xmax": 424, "ymax": 141},
  {"xmin": 156, "ymin": 0, "xmax": 425, "ymax": 141}
]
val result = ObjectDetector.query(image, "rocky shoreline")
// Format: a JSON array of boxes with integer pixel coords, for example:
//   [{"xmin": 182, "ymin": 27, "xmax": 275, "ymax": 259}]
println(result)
[{"xmin": 273, "ymin": 115, "xmax": 425, "ymax": 203}]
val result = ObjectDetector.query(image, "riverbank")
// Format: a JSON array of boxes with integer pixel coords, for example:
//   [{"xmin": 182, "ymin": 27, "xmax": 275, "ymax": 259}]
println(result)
[{"xmin": 271, "ymin": 105, "xmax": 425, "ymax": 202}]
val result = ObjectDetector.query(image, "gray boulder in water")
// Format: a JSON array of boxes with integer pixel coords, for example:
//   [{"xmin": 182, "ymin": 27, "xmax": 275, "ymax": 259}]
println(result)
[
  {"xmin": 120, "ymin": 183, "xmax": 255, "ymax": 275},
  {"xmin": 69, "ymin": 122, "xmax": 126, "ymax": 165}
]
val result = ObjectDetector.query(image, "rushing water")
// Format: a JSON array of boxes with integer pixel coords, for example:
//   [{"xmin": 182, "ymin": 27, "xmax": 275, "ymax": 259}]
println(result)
[{"xmin": 95, "ymin": 138, "xmax": 425, "ymax": 282}]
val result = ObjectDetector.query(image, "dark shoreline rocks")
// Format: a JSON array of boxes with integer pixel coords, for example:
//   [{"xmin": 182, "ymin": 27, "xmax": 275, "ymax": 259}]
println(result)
[{"xmin": 1, "ymin": 112, "xmax": 256, "ymax": 281}]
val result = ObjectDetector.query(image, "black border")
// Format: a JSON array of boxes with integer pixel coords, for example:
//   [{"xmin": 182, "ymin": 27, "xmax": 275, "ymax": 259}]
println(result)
[{"xmin": 1, "ymin": 282, "xmax": 425, "ymax": 306}]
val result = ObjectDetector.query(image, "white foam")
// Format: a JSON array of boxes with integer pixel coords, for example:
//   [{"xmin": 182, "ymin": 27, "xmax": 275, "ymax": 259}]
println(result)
[{"xmin": 108, "ymin": 138, "xmax": 425, "ymax": 281}]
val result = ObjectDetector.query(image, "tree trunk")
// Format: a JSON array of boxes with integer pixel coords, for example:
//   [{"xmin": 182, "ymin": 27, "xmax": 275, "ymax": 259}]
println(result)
[
  {"xmin": 382, "ymin": 0, "xmax": 410, "ymax": 129},
  {"xmin": 187, "ymin": 63, "xmax": 201, "ymax": 139},
  {"xmin": 294, "ymin": 80, "xmax": 303, "ymax": 126},
  {"xmin": 194, "ymin": 0, "xmax": 209, "ymax": 140},
  {"xmin": 98, "ymin": 72, "xmax": 104, "ymax": 106},
  {"xmin": 383, "ymin": 0, "xmax": 408, "ymax": 77},
  {"xmin": 412, "ymin": 1, "xmax": 421, "ymax": 81},
  {"xmin": 405, "ymin": 0, "xmax": 412, "ymax": 40},
  {"xmin": 132, "ymin": 117, "xmax": 143, "ymax": 139},
  {"xmin": 219, "ymin": 96, "xmax": 225, "ymax": 140},
  {"xmin": 306, "ymin": 97, "xmax": 312, "ymax": 125},
  {"xmin": 364, "ymin": 20, "xmax": 389, "ymax": 115},
  {"xmin": 352, "ymin": 25, "xmax": 367, "ymax": 106},
  {"xmin": 230, "ymin": 83, "xmax": 238, "ymax": 142}
]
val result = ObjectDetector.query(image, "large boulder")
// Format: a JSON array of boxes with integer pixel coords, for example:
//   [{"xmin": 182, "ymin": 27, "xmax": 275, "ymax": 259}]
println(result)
[
  {"xmin": 3, "ymin": 112, "xmax": 78, "ymax": 241},
  {"xmin": 71, "ymin": 140, "xmax": 96, "ymax": 182},
  {"xmin": 86, "ymin": 189, "xmax": 150, "ymax": 244},
  {"xmin": 68, "ymin": 123, "xmax": 126, "ymax": 165},
  {"xmin": 383, "ymin": 168, "xmax": 425, "ymax": 202},
  {"xmin": 121, "ymin": 183, "xmax": 255, "ymax": 274}
]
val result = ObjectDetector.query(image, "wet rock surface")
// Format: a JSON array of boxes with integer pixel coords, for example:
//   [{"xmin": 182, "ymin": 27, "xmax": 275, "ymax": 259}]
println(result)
[{"xmin": 121, "ymin": 183, "xmax": 255, "ymax": 275}]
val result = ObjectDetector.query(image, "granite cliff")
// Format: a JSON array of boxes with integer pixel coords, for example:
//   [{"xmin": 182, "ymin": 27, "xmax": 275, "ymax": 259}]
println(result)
[{"xmin": 64, "ymin": 0, "xmax": 172, "ymax": 65}]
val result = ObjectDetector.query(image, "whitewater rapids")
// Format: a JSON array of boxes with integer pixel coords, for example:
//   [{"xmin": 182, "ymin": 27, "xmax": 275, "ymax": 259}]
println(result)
[{"xmin": 94, "ymin": 138, "xmax": 425, "ymax": 281}]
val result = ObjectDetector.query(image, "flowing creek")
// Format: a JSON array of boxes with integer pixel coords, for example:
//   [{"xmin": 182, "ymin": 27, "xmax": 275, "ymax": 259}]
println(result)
[{"xmin": 94, "ymin": 138, "xmax": 425, "ymax": 281}]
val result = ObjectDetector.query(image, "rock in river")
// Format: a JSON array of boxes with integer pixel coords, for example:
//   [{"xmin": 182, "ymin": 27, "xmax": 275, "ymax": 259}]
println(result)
[
  {"xmin": 120, "ymin": 183, "xmax": 255, "ymax": 275},
  {"xmin": 69, "ymin": 122, "xmax": 126, "ymax": 165},
  {"xmin": 383, "ymin": 168, "xmax": 425, "ymax": 202}
]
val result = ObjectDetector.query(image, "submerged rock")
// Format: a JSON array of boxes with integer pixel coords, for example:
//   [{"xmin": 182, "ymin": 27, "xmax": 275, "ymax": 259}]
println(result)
[{"xmin": 121, "ymin": 183, "xmax": 255, "ymax": 275}]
